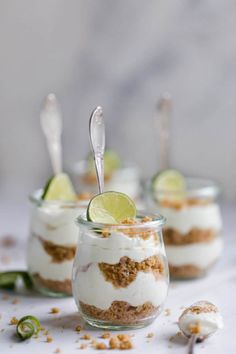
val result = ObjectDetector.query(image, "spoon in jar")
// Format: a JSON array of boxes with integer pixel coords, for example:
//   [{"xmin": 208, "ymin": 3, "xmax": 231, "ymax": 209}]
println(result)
[
  {"xmin": 89, "ymin": 106, "xmax": 105, "ymax": 194},
  {"xmin": 40, "ymin": 93, "xmax": 63, "ymax": 175},
  {"xmin": 178, "ymin": 301, "xmax": 223, "ymax": 354},
  {"xmin": 157, "ymin": 93, "xmax": 172, "ymax": 170}
]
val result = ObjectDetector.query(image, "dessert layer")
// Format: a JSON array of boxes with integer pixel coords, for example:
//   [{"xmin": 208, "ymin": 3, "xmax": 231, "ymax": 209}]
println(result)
[
  {"xmin": 40, "ymin": 237, "xmax": 76, "ymax": 263},
  {"xmin": 169, "ymin": 264, "xmax": 206, "ymax": 278},
  {"xmin": 30, "ymin": 205, "xmax": 83, "ymax": 245},
  {"xmin": 33, "ymin": 273, "xmax": 71, "ymax": 295},
  {"xmin": 73, "ymin": 263, "xmax": 168, "ymax": 310},
  {"xmin": 99, "ymin": 255, "xmax": 164, "ymax": 288},
  {"xmin": 78, "ymin": 231, "xmax": 162, "ymax": 265},
  {"xmin": 28, "ymin": 236, "xmax": 74, "ymax": 281},
  {"xmin": 166, "ymin": 237, "xmax": 223, "ymax": 268},
  {"xmin": 80, "ymin": 300, "xmax": 158, "ymax": 325},
  {"xmin": 158, "ymin": 203, "xmax": 222, "ymax": 234},
  {"xmin": 179, "ymin": 311, "xmax": 223, "ymax": 337},
  {"xmin": 163, "ymin": 228, "xmax": 216, "ymax": 245}
]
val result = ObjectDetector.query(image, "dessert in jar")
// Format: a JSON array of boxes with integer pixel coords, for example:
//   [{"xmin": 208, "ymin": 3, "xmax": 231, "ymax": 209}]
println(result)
[
  {"xmin": 148, "ymin": 170, "xmax": 223, "ymax": 279},
  {"xmin": 72, "ymin": 191, "xmax": 169, "ymax": 329},
  {"xmin": 27, "ymin": 173, "xmax": 88, "ymax": 297},
  {"xmin": 71, "ymin": 150, "xmax": 141, "ymax": 200}
]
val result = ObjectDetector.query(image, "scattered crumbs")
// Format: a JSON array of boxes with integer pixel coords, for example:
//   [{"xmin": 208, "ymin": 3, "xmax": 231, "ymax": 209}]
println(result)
[
  {"xmin": 146, "ymin": 332, "xmax": 154, "ymax": 338},
  {"xmin": 94, "ymin": 342, "xmax": 107, "ymax": 350},
  {"xmin": 2, "ymin": 294, "xmax": 10, "ymax": 301},
  {"xmin": 109, "ymin": 336, "xmax": 120, "ymax": 349},
  {"xmin": 79, "ymin": 343, "xmax": 87, "ymax": 349},
  {"xmin": 50, "ymin": 307, "xmax": 60, "ymax": 314},
  {"xmin": 1, "ymin": 235, "xmax": 16, "ymax": 247},
  {"xmin": 54, "ymin": 348, "xmax": 61, "ymax": 353},
  {"xmin": 109, "ymin": 334, "xmax": 134, "ymax": 350},
  {"xmin": 46, "ymin": 335, "xmax": 53, "ymax": 343},
  {"xmin": 100, "ymin": 332, "xmax": 110, "ymax": 339},
  {"xmin": 75, "ymin": 325, "xmax": 82, "ymax": 332},
  {"xmin": 91, "ymin": 339, "xmax": 97, "ymax": 346},
  {"xmin": 119, "ymin": 340, "xmax": 133, "ymax": 350},
  {"xmin": 12, "ymin": 298, "xmax": 20, "ymax": 305},
  {"xmin": 164, "ymin": 308, "xmax": 171, "ymax": 316},
  {"xmin": 9, "ymin": 317, "xmax": 18, "ymax": 325},
  {"xmin": 40, "ymin": 326, "xmax": 46, "ymax": 331},
  {"xmin": 141, "ymin": 216, "xmax": 152, "ymax": 222},
  {"xmin": 81, "ymin": 334, "xmax": 92, "ymax": 340},
  {"xmin": 101, "ymin": 228, "xmax": 110, "ymax": 238},
  {"xmin": 44, "ymin": 330, "xmax": 50, "ymax": 335}
]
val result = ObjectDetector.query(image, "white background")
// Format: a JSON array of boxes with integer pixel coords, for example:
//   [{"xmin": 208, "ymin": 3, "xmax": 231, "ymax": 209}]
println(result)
[{"xmin": 0, "ymin": 0, "xmax": 236, "ymax": 201}]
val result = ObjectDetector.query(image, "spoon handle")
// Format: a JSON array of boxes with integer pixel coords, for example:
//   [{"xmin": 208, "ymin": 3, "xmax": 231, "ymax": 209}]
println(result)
[
  {"xmin": 187, "ymin": 335, "xmax": 197, "ymax": 354},
  {"xmin": 89, "ymin": 106, "xmax": 105, "ymax": 194},
  {"xmin": 158, "ymin": 93, "xmax": 171, "ymax": 170},
  {"xmin": 40, "ymin": 93, "xmax": 62, "ymax": 175}
]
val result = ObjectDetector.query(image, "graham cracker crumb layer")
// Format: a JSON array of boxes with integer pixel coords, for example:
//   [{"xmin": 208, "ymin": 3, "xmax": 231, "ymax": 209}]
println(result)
[
  {"xmin": 164, "ymin": 228, "xmax": 217, "ymax": 245},
  {"xmin": 80, "ymin": 301, "xmax": 158, "ymax": 325},
  {"xmin": 99, "ymin": 255, "xmax": 165, "ymax": 288},
  {"xmin": 33, "ymin": 273, "xmax": 72, "ymax": 294},
  {"xmin": 159, "ymin": 198, "xmax": 213, "ymax": 210},
  {"xmin": 169, "ymin": 264, "xmax": 206, "ymax": 278},
  {"xmin": 39, "ymin": 237, "xmax": 76, "ymax": 263}
]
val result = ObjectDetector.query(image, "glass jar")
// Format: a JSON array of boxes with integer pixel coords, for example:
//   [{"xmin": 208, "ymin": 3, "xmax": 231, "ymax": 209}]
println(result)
[
  {"xmin": 27, "ymin": 190, "xmax": 87, "ymax": 297},
  {"xmin": 72, "ymin": 212, "xmax": 169, "ymax": 329},
  {"xmin": 146, "ymin": 178, "xmax": 223, "ymax": 279},
  {"xmin": 71, "ymin": 160, "xmax": 141, "ymax": 201}
]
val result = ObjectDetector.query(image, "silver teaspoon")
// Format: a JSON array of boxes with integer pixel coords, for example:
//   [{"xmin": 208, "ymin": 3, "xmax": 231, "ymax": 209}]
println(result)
[
  {"xmin": 89, "ymin": 106, "xmax": 105, "ymax": 194},
  {"xmin": 40, "ymin": 93, "xmax": 63, "ymax": 175},
  {"xmin": 158, "ymin": 93, "xmax": 171, "ymax": 170}
]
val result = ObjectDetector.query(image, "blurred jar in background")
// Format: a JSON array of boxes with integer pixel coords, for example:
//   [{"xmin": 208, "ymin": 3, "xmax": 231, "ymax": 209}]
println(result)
[
  {"xmin": 27, "ymin": 190, "xmax": 87, "ymax": 297},
  {"xmin": 71, "ymin": 150, "xmax": 141, "ymax": 201},
  {"xmin": 146, "ymin": 178, "xmax": 223, "ymax": 279}
]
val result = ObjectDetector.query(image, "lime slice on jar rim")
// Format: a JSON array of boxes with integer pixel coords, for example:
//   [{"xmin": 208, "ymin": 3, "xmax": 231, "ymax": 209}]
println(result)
[
  {"xmin": 87, "ymin": 191, "xmax": 136, "ymax": 224},
  {"xmin": 151, "ymin": 169, "xmax": 186, "ymax": 201},
  {"xmin": 42, "ymin": 173, "xmax": 76, "ymax": 201}
]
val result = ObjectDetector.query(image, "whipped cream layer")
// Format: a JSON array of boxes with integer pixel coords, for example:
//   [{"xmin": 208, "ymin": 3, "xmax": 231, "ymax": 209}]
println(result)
[
  {"xmin": 179, "ymin": 311, "xmax": 223, "ymax": 337},
  {"xmin": 166, "ymin": 237, "xmax": 223, "ymax": 268},
  {"xmin": 159, "ymin": 203, "xmax": 222, "ymax": 234},
  {"xmin": 27, "ymin": 236, "xmax": 73, "ymax": 281},
  {"xmin": 78, "ymin": 230, "xmax": 164, "ymax": 265},
  {"xmin": 30, "ymin": 204, "xmax": 85, "ymax": 245},
  {"xmin": 73, "ymin": 263, "xmax": 168, "ymax": 310}
]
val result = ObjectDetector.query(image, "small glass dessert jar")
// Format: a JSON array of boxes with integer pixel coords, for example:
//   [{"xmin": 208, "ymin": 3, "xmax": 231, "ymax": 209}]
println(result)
[
  {"xmin": 27, "ymin": 190, "xmax": 87, "ymax": 297},
  {"xmin": 147, "ymin": 178, "xmax": 223, "ymax": 279},
  {"xmin": 71, "ymin": 160, "xmax": 141, "ymax": 201},
  {"xmin": 72, "ymin": 212, "xmax": 169, "ymax": 329}
]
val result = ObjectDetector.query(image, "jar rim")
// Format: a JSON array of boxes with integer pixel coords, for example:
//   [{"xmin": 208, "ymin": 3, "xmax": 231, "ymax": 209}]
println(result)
[
  {"xmin": 29, "ymin": 189, "xmax": 88, "ymax": 208},
  {"xmin": 77, "ymin": 210, "xmax": 166, "ymax": 230},
  {"xmin": 150, "ymin": 177, "xmax": 220, "ymax": 199}
]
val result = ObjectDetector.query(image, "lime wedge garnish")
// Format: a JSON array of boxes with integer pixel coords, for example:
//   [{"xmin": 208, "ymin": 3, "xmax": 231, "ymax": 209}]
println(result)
[
  {"xmin": 88, "ymin": 150, "xmax": 121, "ymax": 175},
  {"xmin": 42, "ymin": 173, "xmax": 76, "ymax": 201},
  {"xmin": 151, "ymin": 169, "xmax": 186, "ymax": 200},
  {"xmin": 87, "ymin": 191, "xmax": 136, "ymax": 224}
]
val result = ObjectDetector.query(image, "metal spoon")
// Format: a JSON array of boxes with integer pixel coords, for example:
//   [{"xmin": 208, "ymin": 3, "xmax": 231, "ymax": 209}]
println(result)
[
  {"xmin": 40, "ymin": 93, "xmax": 63, "ymax": 175},
  {"xmin": 157, "ymin": 93, "xmax": 172, "ymax": 170},
  {"xmin": 89, "ymin": 106, "xmax": 105, "ymax": 194}
]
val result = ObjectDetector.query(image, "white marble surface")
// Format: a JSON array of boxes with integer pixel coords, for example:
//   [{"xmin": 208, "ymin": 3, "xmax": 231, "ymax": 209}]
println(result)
[{"xmin": 0, "ymin": 201, "xmax": 235, "ymax": 353}]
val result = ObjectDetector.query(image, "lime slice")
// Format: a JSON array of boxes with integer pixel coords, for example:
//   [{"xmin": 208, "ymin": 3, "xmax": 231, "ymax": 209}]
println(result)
[
  {"xmin": 42, "ymin": 173, "xmax": 76, "ymax": 201},
  {"xmin": 151, "ymin": 169, "xmax": 186, "ymax": 200},
  {"xmin": 88, "ymin": 150, "xmax": 121, "ymax": 175},
  {"xmin": 87, "ymin": 191, "xmax": 136, "ymax": 224}
]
